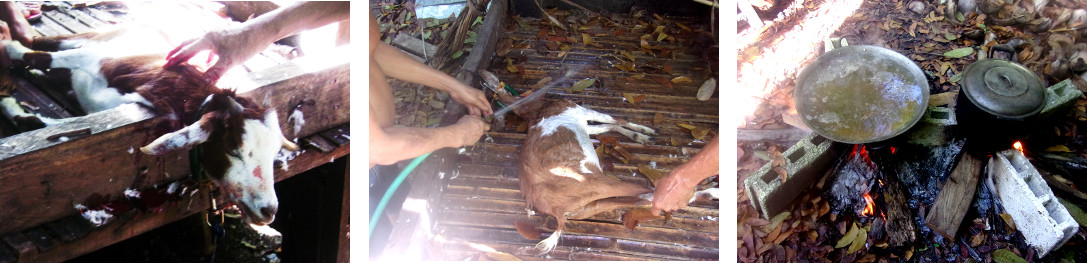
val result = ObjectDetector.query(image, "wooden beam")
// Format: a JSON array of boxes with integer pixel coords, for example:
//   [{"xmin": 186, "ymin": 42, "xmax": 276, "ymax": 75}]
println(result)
[
  {"xmin": 737, "ymin": 128, "xmax": 809, "ymax": 142},
  {"xmin": 0, "ymin": 57, "xmax": 348, "ymax": 237},
  {"xmin": 925, "ymin": 151, "xmax": 983, "ymax": 240}
]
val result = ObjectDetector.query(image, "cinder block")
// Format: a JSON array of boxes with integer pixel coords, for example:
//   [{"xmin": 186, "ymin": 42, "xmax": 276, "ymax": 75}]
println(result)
[
  {"xmin": 987, "ymin": 149, "xmax": 1079, "ymax": 256},
  {"xmin": 906, "ymin": 106, "xmax": 957, "ymax": 146},
  {"xmin": 1039, "ymin": 79, "xmax": 1083, "ymax": 119},
  {"xmin": 745, "ymin": 133, "xmax": 845, "ymax": 219}
]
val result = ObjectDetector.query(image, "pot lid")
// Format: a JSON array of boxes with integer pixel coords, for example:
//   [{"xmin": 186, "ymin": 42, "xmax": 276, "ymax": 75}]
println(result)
[
  {"xmin": 960, "ymin": 59, "xmax": 1045, "ymax": 119},
  {"xmin": 795, "ymin": 45, "xmax": 930, "ymax": 144}
]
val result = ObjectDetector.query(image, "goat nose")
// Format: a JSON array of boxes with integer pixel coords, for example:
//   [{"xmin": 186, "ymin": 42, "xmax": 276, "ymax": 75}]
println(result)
[{"xmin": 261, "ymin": 206, "xmax": 278, "ymax": 220}]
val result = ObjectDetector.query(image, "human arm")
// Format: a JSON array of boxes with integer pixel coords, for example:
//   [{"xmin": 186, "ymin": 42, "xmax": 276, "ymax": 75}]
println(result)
[
  {"xmin": 369, "ymin": 110, "xmax": 489, "ymax": 168},
  {"xmin": 371, "ymin": 42, "xmax": 493, "ymax": 116},
  {"xmin": 165, "ymin": 1, "xmax": 349, "ymax": 82},
  {"xmin": 650, "ymin": 136, "xmax": 720, "ymax": 216}
]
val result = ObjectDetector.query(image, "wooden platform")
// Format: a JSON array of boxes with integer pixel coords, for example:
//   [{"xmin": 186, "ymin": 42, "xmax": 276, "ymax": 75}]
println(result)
[
  {"xmin": 380, "ymin": 0, "xmax": 719, "ymax": 260},
  {"xmin": 0, "ymin": 2, "xmax": 350, "ymax": 262}
]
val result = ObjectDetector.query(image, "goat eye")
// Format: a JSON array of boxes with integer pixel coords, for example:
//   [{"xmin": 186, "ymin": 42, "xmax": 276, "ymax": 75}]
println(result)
[{"xmin": 226, "ymin": 151, "xmax": 241, "ymax": 158}]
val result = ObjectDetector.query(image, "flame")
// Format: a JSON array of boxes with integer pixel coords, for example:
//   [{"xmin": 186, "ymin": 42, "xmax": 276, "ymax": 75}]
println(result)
[
  {"xmin": 1013, "ymin": 141, "xmax": 1023, "ymax": 153},
  {"xmin": 890, "ymin": 146, "xmax": 897, "ymax": 154},
  {"xmin": 862, "ymin": 193, "xmax": 875, "ymax": 216}
]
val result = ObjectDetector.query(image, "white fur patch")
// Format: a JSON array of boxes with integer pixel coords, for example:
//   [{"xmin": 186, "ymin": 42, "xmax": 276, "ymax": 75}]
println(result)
[
  {"xmin": 219, "ymin": 112, "xmax": 285, "ymax": 224},
  {"xmin": 535, "ymin": 106, "xmax": 601, "ymax": 173},
  {"xmin": 534, "ymin": 230, "xmax": 563, "ymax": 255}
]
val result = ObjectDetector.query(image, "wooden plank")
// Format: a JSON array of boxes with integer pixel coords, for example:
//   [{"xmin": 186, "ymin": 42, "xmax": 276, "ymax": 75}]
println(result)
[
  {"xmin": 0, "ymin": 58, "xmax": 349, "ymax": 236},
  {"xmin": 42, "ymin": 11, "xmax": 93, "ymax": 34},
  {"xmin": 22, "ymin": 227, "xmax": 57, "ymax": 252},
  {"xmin": 9, "ymin": 75, "xmax": 75, "ymax": 119},
  {"xmin": 925, "ymin": 151, "xmax": 983, "ymax": 240},
  {"xmin": 62, "ymin": 8, "xmax": 109, "ymax": 29},
  {"xmin": 438, "ymin": 210, "xmax": 718, "ymax": 248},
  {"xmin": 460, "ymin": 0, "xmax": 507, "ymax": 74},
  {"xmin": 392, "ymin": 34, "xmax": 437, "ymax": 62},
  {"xmin": 37, "ymin": 13, "xmax": 76, "ymax": 36},
  {"xmin": 1, "ymin": 233, "xmax": 37, "ymax": 262}
]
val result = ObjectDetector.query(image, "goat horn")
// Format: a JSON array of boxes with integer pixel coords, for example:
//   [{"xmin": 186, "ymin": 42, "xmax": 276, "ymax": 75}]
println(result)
[
  {"xmin": 282, "ymin": 136, "xmax": 300, "ymax": 151},
  {"xmin": 225, "ymin": 96, "xmax": 245, "ymax": 113}
]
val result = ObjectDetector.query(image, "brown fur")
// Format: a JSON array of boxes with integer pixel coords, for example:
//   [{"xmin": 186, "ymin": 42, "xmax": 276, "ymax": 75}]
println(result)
[
  {"xmin": 97, "ymin": 55, "xmax": 268, "ymax": 181},
  {"xmin": 501, "ymin": 95, "xmax": 651, "ymax": 235}
]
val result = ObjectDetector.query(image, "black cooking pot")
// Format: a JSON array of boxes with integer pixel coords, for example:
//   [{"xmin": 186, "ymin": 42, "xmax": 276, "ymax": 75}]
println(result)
[{"xmin": 956, "ymin": 59, "xmax": 1046, "ymax": 152}]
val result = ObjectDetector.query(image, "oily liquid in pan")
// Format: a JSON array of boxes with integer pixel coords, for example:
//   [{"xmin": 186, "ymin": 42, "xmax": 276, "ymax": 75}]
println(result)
[{"xmin": 796, "ymin": 45, "xmax": 929, "ymax": 144}]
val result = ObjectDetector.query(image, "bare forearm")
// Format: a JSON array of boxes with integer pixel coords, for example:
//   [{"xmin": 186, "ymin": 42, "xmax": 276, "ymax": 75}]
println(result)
[
  {"xmin": 674, "ymin": 136, "xmax": 720, "ymax": 182},
  {"xmin": 247, "ymin": 1, "xmax": 350, "ymax": 43},
  {"xmin": 372, "ymin": 42, "xmax": 462, "ymax": 92},
  {"xmin": 370, "ymin": 125, "xmax": 459, "ymax": 166}
]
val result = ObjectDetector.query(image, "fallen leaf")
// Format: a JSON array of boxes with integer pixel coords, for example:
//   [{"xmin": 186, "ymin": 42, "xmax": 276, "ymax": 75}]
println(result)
[
  {"xmin": 638, "ymin": 164, "xmax": 664, "ymax": 185},
  {"xmin": 653, "ymin": 77, "xmax": 674, "ymax": 89},
  {"xmin": 653, "ymin": 113, "xmax": 663, "ymax": 125},
  {"xmin": 692, "ymin": 128, "xmax": 710, "ymax": 140},
  {"xmin": 569, "ymin": 78, "xmax": 596, "ymax": 93},
  {"xmin": 671, "ymin": 76, "xmax": 693, "ymax": 83},
  {"xmin": 514, "ymin": 221, "xmax": 542, "ymax": 239},
  {"xmin": 992, "ymin": 249, "xmax": 1027, "ymax": 263},
  {"xmin": 835, "ymin": 223, "xmax": 859, "ymax": 248},
  {"xmin": 765, "ymin": 211, "xmax": 791, "ymax": 231},
  {"xmin": 670, "ymin": 138, "xmax": 681, "ymax": 146},
  {"xmin": 663, "ymin": 64, "xmax": 673, "ymax": 74},
  {"xmin": 621, "ymin": 50, "xmax": 635, "ymax": 61},
  {"xmin": 847, "ymin": 228, "xmax": 867, "ymax": 254},
  {"xmin": 945, "ymin": 32, "xmax": 958, "ymax": 41},
  {"xmin": 623, "ymin": 93, "xmax": 647, "ymax": 104},
  {"xmin": 453, "ymin": 51, "xmax": 464, "ymax": 59},
  {"xmin": 773, "ymin": 167, "xmax": 788, "ymax": 183},
  {"xmin": 582, "ymin": 33, "xmax": 593, "ymax": 46},
  {"xmin": 745, "ymin": 217, "xmax": 770, "ymax": 227},
  {"xmin": 657, "ymin": 32, "xmax": 668, "ymax": 42},
  {"xmin": 970, "ymin": 232, "xmax": 986, "ymax": 247},
  {"xmin": 532, "ymin": 77, "xmax": 552, "ymax": 89},
  {"xmin": 622, "ymin": 208, "xmax": 663, "ymax": 229},
  {"xmin": 1046, "ymin": 145, "xmax": 1072, "ymax": 152},
  {"xmin": 943, "ymin": 47, "xmax": 974, "ymax": 58},
  {"xmin": 999, "ymin": 213, "xmax": 1016, "ymax": 232},
  {"xmin": 597, "ymin": 135, "xmax": 619, "ymax": 146},
  {"xmin": 949, "ymin": 73, "xmax": 963, "ymax": 83},
  {"xmin": 677, "ymin": 123, "xmax": 698, "ymax": 130},
  {"xmin": 1058, "ymin": 197, "xmax": 1087, "ymax": 227},
  {"xmin": 613, "ymin": 145, "xmax": 633, "ymax": 161},
  {"xmin": 615, "ymin": 61, "xmax": 635, "ymax": 72}
]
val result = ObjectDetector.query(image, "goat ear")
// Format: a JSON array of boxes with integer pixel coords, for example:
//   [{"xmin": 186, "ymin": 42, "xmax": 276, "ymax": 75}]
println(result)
[
  {"xmin": 140, "ymin": 115, "xmax": 213, "ymax": 155},
  {"xmin": 226, "ymin": 96, "xmax": 244, "ymax": 114},
  {"xmin": 282, "ymin": 136, "xmax": 299, "ymax": 151}
]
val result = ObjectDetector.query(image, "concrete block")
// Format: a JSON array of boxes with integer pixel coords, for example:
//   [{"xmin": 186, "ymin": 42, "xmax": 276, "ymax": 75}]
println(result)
[
  {"xmin": 906, "ymin": 106, "xmax": 957, "ymax": 146},
  {"xmin": 987, "ymin": 149, "xmax": 1079, "ymax": 256},
  {"xmin": 1039, "ymin": 79, "xmax": 1083, "ymax": 119},
  {"xmin": 745, "ymin": 133, "xmax": 845, "ymax": 219}
]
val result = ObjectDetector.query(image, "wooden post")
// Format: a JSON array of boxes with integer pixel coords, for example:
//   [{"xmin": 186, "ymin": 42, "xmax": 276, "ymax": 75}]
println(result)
[
  {"xmin": 925, "ymin": 151, "xmax": 983, "ymax": 240},
  {"xmin": 884, "ymin": 172, "xmax": 917, "ymax": 247}
]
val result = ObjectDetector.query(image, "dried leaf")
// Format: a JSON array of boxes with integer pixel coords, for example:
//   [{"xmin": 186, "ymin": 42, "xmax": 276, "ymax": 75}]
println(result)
[
  {"xmin": 745, "ymin": 217, "xmax": 770, "ymax": 227},
  {"xmin": 1058, "ymin": 197, "xmax": 1087, "ymax": 227},
  {"xmin": 514, "ymin": 221, "xmax": 542, "ymax": 239},
  {"xmin": 847, "ymin": 228, "xmax": 867, "ymax": 254},
  {"xmin": 582, "ymin": 33, "xmax": 593, "ymax": 46},
  {"xmin": 621, "ymin": 50, "xmax": 635, "ymax": 61},
  {"xmin": 671, "ymin": 76, "xmax": 693, "ymax": 83},
  {"xmin": 657, "ymin": 32, "xmax": 668, "ymax": 42},
  {"xmin": 623, "ymin": 93, "xmax": 647, "ymax": 104},
  {"xmin": 1046, "ymin": 145, "xmax": 1072, "ymax": 152},
  {"xmin": 638, "ymin": 164, "xmax": 664, "ymax": 185},
  {"xmin": 943, "ymin": 47, "xmax": 974, "ymax": 58},
  {"xmin": 765, "ymin": 211, "xmax": 791, "ymax": 231},
  {"xmin": 613, "ymin": 145, "xmax": 633, "ymax": 161},
  {"xmin": 653, "ymin": 113, "xmax": 663, "ymax": 125},
  {"xmin": 506, "ymin": 63, "xmax": 518, "ymax": 73},
  {"xmin": 653, "ymin": 77, "xmax": 674, "ymax": 89},
  {"xmin": 622, "ymin": 208, "xmax": 663, "ymax": 230},
  {"xmin": 970, "ymin": 232, "xmax": 986, "ymax": 246},
  {"xmin": 670, "ymin": 138, "xmax": 681, "ymax": 146},
  {"xmin": 763, "ymin": 224, "xmax": 782, "ymax": 243},
  {"xmin": 663, "ymin": 64, "xmax": 673, "ymax": 74},
  {"xmin": 692, "ymin": 128, "xmax": 710, "ymax": 140},
  {"xmin": 945, "ymin": 32, "xmax": 958, "ymax": 41},
  {"xmin": 597, "ymin": 135, "xmax": 619, "ymax": 146},
  {"xmin": 615, "ymin": 61, "xmax": 635, "ymax": 72},
  {"xmin": 569, "ymin": 78, "xmax": 596, "ymax": 92},
  {"xmin": 993, "ymin": 249, "xmax": 1027, "ymax": 263},
  {"xmin": 773, "ymin": 167, "xmax": 788, "ymax": 183},
  {"xmin": 532, "ymin": 77, "xmax": 552, "ymax": 89},
  {"xmin": 999, "ymin": 213, "xmax": 1016, "ymax": 232},
  {"xmin": 676, "ymin": 123, "xmax": 698, "ymax": 130},
  {"xmin": 835, "ymin": 223, "xmax": 859, "ymax": 248}
]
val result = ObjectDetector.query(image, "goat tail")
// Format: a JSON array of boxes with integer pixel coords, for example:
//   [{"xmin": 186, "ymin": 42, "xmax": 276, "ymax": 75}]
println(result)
[{"xmin": 532, "ymin": 229, "xmax": 562, "ymax": 255}]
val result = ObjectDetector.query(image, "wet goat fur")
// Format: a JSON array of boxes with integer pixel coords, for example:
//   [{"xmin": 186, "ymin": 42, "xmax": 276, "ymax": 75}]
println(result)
[{"xmin": 494, "ymin": 87, "xmax": 652, "ymax": 248}]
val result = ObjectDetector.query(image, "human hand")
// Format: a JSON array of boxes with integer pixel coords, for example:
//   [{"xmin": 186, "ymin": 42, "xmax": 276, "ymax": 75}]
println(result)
[
  {"xmin": 450, "ymin": 115, "xmax": 489, "ymax": 147},
  {"xmin": 164, "ymin": 25, "xmax": 272, "ymax": 83},
  {"xmin": 447, "ymin": 82, "xmax": 493, "ymax": 116},
  {"xmin": 649, "ymin": 172, "xmax": 698, "ymax": 216}
]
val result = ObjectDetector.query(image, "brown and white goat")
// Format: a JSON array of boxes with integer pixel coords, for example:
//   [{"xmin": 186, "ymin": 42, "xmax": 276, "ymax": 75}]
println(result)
[
  {"xmin": 0, "ymin": 26, "xmax": 298, "ymax": 225},
  {"xmin": 483, "ymin": 71, "xmax": 657, "ymax": 254}
]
